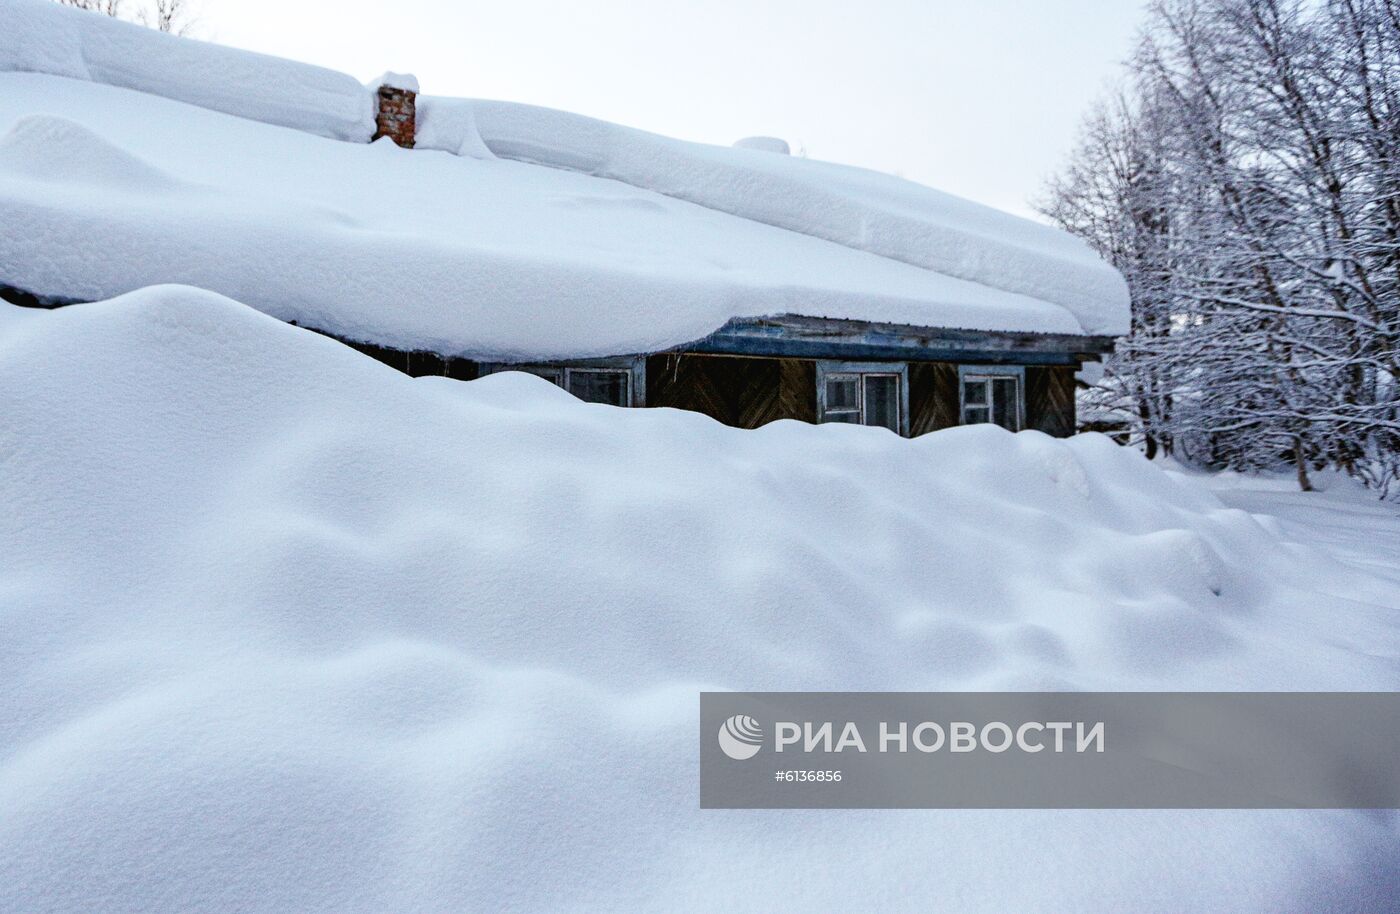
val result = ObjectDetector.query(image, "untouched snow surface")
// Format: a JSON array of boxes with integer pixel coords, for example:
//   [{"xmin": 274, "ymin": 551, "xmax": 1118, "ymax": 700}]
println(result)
[
  {"xmin": 2, "ymin": 286, "xmax": 1398, "ymax": 913},
  {"xmin": 0, "ymin": 0, "xmax": 372, "ymax": 141}
]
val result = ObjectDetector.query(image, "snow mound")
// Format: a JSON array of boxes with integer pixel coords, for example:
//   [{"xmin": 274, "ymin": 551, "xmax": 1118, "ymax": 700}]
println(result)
[
  {"xmin": 0, "ymin": 0, "xmax": 373, "ymax": 141},
  {"xmin": 1, "ymin": 287, "xmax": 1397, "ymax": 913},
  {"xmin": 0, "ymin": 113, "xmax": 182, "ymax": 191},
  {"xmin": 733, "ymin": 135, "xmax": 790, "ymax": 154},
  {"xmin": 414, "ymin": 96, "xmax": 496, "ymax": 160}
]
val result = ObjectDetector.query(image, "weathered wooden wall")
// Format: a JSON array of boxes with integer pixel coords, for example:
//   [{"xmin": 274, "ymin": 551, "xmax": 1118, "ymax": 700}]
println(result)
[
  {"xmin": 646, "ymin": 354, "xmax": 816, "ymax": 427},
  {"xmin": 910, "ymin": 362, "xmax": 1078, "ymax": 438},
  {"xmin": 1024, "ymin": 365, "xmax": 1077, "ymax": 437},
  {"xmin": 325, "ymin": 328, "xmax": 1078, "ymax": 438},
  {"xmin": 908, "ymin": 362, "xmax": 960, "ymax": 436}
]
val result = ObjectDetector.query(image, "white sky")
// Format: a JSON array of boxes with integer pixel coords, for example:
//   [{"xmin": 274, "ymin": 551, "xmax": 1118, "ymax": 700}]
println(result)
[{"xmin": 201, "ymin": 0, "xmax": 1144, "ymax": 220}]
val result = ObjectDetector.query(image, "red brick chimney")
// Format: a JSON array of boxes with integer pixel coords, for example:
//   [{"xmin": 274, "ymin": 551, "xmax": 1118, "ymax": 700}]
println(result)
[{"xmin": 372, "ymin": 73, "xmax": 418, "ymax": 148}]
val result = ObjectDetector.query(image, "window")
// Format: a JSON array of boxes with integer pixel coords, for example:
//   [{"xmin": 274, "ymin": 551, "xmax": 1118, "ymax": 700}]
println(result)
[
  {"xmin": 822, "ymin": 374, "xmax": 862, "ymax": 424},
  {"xmin": 521, "ymin": 366, "xmax": 564, "ymax": 385},
  {"xmin": 481, "ymin": 364, "xmax": 635, "ymax": 407},
  {"xmin": 817, "ymin": 363, "xmax": 906, "ymax": 433},
  {"xmin": 565, "ymin": 368, "xmax": 629, "ymax": 407},
  {"xmin": 960, "ymin": 368, "xmax": 1023, "ymax": 431},
  {"xmin": 863, "ymin": 374, "xmax": 900, "ymax": 432}
]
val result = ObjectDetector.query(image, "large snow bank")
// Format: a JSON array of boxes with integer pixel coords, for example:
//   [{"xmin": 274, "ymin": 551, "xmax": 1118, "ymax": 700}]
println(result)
[
  {"xmin": 0, "ymin": 73, "xmax": 1088, "ymax": 359},
  {"xmin": 0, "ymin": 0, "xmax": 372, "ymax": 141},
  {"xmin": 1, "ymin": 287, "xmax": 1397, "ymax": 913},
  {"xmin": 420, "ymin": 98, "xmax": 1130, "ymax": 336}
]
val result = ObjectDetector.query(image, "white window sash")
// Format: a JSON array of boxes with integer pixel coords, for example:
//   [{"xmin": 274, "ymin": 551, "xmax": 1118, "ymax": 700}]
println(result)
[
  {"xmin": 816, "ymin": 362, "xmax": 908, "ymax": 434},
  {"xmin": 958, "ymin": 367, "xmax": 1024, "ymax": 431}
]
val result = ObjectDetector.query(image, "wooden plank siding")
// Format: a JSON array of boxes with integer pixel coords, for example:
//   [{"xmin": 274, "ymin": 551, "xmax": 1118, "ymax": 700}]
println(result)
[
  {"xmin": 640, "ymin": 353, "xmax": 1084, "ymax": 438},
  {"xmin": 646, "ymin": 353, "xmax": 816, "ymax": 428},
  {"xmin": 0, "ymin": 287, "xmax": 1096, "ymax": 439},
  {"xmin": 1024, "ymin": 365, "xmax": 1077, "ymax": 436},
  {"xmin": 307, "ymin": 326, "xmax": 1082, "ymax": 438},
  {"xmin": 908, "ymin": 362, "xmax": 960, "ymax": 436}
]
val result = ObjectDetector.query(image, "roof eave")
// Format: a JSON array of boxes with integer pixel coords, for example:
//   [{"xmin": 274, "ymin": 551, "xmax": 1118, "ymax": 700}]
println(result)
[{"xmin": 673, "ymin": 314, "xmax": 1118, "ymax": 365}]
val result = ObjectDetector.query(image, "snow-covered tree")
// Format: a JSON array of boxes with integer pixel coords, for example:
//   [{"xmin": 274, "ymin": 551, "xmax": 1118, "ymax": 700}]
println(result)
[{"xmin": 1044, "ymin": 0, "xmax": 1400, "ymax": 497}]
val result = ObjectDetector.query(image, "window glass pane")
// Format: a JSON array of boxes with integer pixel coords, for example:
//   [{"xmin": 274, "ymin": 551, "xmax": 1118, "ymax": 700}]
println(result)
[
  {"xmin": 963, "ymin": 378, "xmax": 988, "ymax": 406},
  {"xmin": 964, "ymin": 406, "xmax": 991, "ymax": 425},
  {"xmin": 567, "ymin": 369, "xmax": 629, "ymax": 406},
  {"xmin": 521, "ymin": 367, "xmax": 564, "ymax": 386},
  {"xmin": 991, "ymin": 377, "xmax": 1020, "ymax": 430},
  {"xmin": 863, "ymin": 374, "xmax": 900, "ymax": 432},
  {"xmin": 825, "ymin": 375, "xmax": 859, "ymax": 412},
  {"xmin": 824, "ymin": 411, "xmax": 861, "ymax": 424}
]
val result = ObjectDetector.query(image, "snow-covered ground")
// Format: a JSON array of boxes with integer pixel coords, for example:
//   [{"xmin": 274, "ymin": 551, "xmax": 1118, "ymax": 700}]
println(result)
[
  {"xmin": 1, "ymin": 288, "xmax": 1398, "ymax": 913},
  {"xmin": 1199, "ymin": 469, "xmax": 1400, "ymax": 588}
]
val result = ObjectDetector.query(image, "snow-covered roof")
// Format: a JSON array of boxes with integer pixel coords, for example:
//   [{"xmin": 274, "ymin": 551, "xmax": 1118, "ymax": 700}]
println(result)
[{"xmin": 0, "ymin": 0, "xmax": 1129, "ymax": 360}]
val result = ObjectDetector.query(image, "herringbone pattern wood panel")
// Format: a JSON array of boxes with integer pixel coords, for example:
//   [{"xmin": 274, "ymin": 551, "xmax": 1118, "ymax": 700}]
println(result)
[
  {"xmin": 909, "ymin": 362, "xmax": 959, "ymax": 436},
  {"xmin": 646, "ymin": 354, "xmax": 816, "ymax": 428},
  {"xmin": 1025, "ymin": 365, "xmax": 1076, "ymax": 437}
]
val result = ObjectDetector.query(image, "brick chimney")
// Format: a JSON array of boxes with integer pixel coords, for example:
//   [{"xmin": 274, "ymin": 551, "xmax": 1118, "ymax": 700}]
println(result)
[{"xmin": 372, "ymin": 73, "xmax": 418, "ymax": 148}]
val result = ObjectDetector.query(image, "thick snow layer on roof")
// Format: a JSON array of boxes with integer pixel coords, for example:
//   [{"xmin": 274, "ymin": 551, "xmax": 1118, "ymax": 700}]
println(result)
[
  {"xmin": 0, "ymin": 0, "xmax": 1129, "ymax": 352},
  {"xmin": 2, "ymin": 287, "xmax": 1397, "ymax": 912},
  {"xmin": 436, "ymin": 98, "xmax": 1129, "ymax": 335},
  {"xmin": 414, "ymin": 94, "xmax": 497, "ymax": 160},
  {"xmin": 0, "ymin": 0, "xmax": 372, "ymax": 141},
  {"xmin": 0, "ymin": 74, "xmax": 1098, "ymax": 359}
]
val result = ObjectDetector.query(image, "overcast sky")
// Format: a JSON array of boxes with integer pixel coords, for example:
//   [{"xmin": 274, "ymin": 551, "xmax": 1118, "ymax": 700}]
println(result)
[{"xmin": 202, "ymin": 0, "xmax": 1144, "ymax": 220}]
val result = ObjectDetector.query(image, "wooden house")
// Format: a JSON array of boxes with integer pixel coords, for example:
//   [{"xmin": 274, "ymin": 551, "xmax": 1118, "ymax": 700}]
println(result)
[
  {"xmin": 303, "ymin": 85, "xmax": 1119, "ymax": 437},
  {"xmin": 0, "ymin": 23, "xmax": 1127, "ymax": 436},
  {"xmin": 331, "ymin": 315, "xmax": 1112, "ymax": 437}
]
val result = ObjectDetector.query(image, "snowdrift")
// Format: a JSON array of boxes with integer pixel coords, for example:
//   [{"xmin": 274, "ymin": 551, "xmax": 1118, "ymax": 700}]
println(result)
[{"xmin": 1, "ymin": 287, "xmax": 1397, "ymax": 913}]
